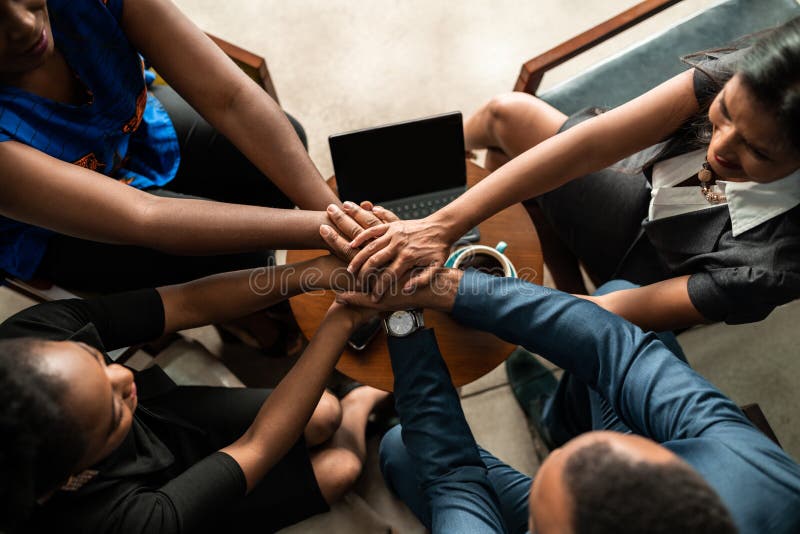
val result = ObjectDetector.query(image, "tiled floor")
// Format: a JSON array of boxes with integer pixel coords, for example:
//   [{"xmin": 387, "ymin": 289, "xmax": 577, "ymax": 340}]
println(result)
[{"xmin": 3, "ymin": 1, "xmax": 799, "ymax": 532}]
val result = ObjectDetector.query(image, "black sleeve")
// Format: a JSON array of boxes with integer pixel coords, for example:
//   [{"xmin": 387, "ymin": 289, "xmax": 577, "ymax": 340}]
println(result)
[
  {"xmin": 0, "ymin": 290, "xmax": 165, "ymax": 350},
  {"xmin": 688, "ymin": 268, "xmax": 800, "ymax": 325},
  {"xmin": 691, "ymin": 48, "xmax": 748, "ymax": 107},
  {"xmin": 69, "ymin": 452, "xmax": 246, "ymax": 534}
]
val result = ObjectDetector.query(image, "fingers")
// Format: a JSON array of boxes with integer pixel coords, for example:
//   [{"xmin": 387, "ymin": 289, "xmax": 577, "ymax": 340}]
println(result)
[
  {"xmin": 404, "ymin": 263, "xmax": 442, "ymax": 290},
  {"xmin": 359, "ymin": 200, "xmax": 374, "ymax": 211},
  {"xmin": 349, "ymin": 223, "xmax": 389, "ymax": 249},
  {"xmin": 372, "ymin": 205, "xmax": 400, "ymax": 223},
  {"xmin": 405, "ymin": 269, "xmax": 433, "ymax": 291},
  {"xmin": 326, "ymin": 204, "xmax": 365, "ymax": 240},
  {"xmin": 371, "ymin": 254, "xmax": 416, "ymax": 301},
  {"xmin": 350, "ymin": 235, "xmax": 395, "ymax": 290},
  {"xmin": 348, "ymin": 232, "xmax": 392, "ymax": 275},
  {"xmin": 335, "ymin": 291, "xmax": 382, "ymax": 309},
  {"xmin": 320, "ymin": 225, "xmax": 357, "ymax": 262},
  {"xmin": 342, "ymin": 201, "xmax": 383, "ymax": 230}
]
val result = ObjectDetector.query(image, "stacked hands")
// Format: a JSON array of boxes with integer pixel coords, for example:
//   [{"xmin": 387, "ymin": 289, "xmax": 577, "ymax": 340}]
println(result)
[{"xmin": 312, "ymin": 200, "xmax": 464, "ymax": 320}]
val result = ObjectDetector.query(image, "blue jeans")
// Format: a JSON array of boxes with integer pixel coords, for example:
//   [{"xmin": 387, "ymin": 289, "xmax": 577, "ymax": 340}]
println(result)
[
  {"xmin": 381, "ymin": 428, "xmax": 531, "ymax": 533},
  {"xmin": 379, "ymin": 280, "xmax": 688, "ymax": 533}
]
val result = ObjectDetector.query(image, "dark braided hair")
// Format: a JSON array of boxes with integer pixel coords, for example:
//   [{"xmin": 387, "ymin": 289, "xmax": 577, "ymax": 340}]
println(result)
[
  {"xmin": 0, "ymin": 338, "xmax": 87, "ymax": 532},
  {"xmin": 563, "ymin": 441, "xmax": 737, "ymax": 534}
]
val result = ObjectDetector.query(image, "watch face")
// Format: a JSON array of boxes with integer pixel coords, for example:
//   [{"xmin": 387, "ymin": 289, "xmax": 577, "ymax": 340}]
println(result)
[{"xmin": 388, "ymin": 311, "xmax": 415, "ymax": 336}]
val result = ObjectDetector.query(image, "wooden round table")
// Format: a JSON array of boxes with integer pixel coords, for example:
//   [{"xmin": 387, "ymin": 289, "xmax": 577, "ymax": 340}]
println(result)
[{"xmin": 287, "ymin": 160, "xmax": 543, "ymax": 391}]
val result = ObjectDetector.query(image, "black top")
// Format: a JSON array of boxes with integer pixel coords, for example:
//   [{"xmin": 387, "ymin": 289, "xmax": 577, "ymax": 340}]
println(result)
[
  {"xmin": 558, "ymin": 48, "xmax": 800, "ymax": 324},
  {"xmin": 647, "ymin": 49, "xmax": 800, "ymax": 324},
  {"xmin": 0, "ymin": 291, "xmax": 247, "ymax": 533}
]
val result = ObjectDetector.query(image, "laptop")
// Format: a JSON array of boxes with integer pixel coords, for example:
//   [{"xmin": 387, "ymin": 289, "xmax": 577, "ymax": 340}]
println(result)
[{"xmin": 329, "ymin": 111, "xmax": 479, "ymax": 242}]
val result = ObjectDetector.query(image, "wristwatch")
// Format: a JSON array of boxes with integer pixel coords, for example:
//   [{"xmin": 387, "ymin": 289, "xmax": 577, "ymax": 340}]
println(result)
[{"xmin": 384, "ymin": 310, "xmax": 425, "ymax": 337}]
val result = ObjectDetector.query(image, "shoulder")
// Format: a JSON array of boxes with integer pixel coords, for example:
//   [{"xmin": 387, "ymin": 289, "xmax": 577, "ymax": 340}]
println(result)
[{"xmin": 689, "ymin": 48, "xmax": 749, "ymax": 106}]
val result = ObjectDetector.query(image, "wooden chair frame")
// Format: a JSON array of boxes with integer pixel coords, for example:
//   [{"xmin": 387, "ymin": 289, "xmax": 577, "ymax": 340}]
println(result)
[{"xmin": 514, "ymin": 0, "xmax": 684, "ymax": 95}]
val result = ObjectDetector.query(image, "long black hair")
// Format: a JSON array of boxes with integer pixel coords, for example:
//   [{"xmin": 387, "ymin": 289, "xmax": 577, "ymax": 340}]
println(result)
[
  {"xmin": 0, "ymin": 338, "xmax": 87, "ymax": 531},
  {"xmin": 738, "ymin": 16, "xmax": 800, "ymax": 153},
  {"xmin": 650, "ymin": 15, "xmax": 800, "ymax": 166}
]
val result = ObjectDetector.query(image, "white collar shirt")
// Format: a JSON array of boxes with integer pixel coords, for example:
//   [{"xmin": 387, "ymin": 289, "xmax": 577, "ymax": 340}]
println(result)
[{"xmin": 648, "ymin": 148, "xmax": 800, "ymax": 237}]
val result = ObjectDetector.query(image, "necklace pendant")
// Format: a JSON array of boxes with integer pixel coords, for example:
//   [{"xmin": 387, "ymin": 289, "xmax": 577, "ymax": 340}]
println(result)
[{"xmin": 698, "ymin": 167, "xmax": 713, "ymax": 183}]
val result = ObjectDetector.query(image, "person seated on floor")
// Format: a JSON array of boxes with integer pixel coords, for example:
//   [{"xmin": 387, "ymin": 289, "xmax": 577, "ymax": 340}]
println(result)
[
  {"xmin": 328, "ymin": 15, "xmax": 800, "ymax": 334},
  {"xmin": 0, "ymin": 0, "xmax": 343, "ymax": 294},
  {"xmin": 333, "ymin": 266, "xmax": 800, "ymax": 534},
  {"xmin": 0, "ymin": 254, "xmax": 388, "ymax": 533}
]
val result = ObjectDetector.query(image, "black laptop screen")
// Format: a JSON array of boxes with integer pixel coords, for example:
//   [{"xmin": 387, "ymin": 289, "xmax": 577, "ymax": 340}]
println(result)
[{"xmin": 330, "ymin": 112, "xmax": 466, "ymax": 204}]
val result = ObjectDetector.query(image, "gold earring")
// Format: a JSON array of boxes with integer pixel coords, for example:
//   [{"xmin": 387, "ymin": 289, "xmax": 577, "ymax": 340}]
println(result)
[{"xmin": 61, "ymin": 469, "xmax": 98, "ymax": 492}]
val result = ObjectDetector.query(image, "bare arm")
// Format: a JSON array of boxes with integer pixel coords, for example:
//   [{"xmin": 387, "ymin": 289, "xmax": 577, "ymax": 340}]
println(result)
[
  {"xmin": 156, "ymin": 253, "xmax": 368, "ymax": 492},
  {"xmin": 220, "ymin": 303, "xmax": 369, "ymax": 492},
  {"xmin": 336, "ymin": 70, "xmax": 700, "ymax": 291},
  {"xmin": 156, "ymin": 254, "xmax": 346, "ymax": 333},
  {"xmin": 120, "ymin": 0, "xmax": 339, "ymax": 211},
  {"xmin": 577, "ymin": 275, "xmax": 707, "ymax": 332},
  {"xmin": 434, "ymin": 69, "xmax": 698, "ymax": 238},
  {"xmin": 0, "ymin": 141, "xmax": 329, "ymax": 253}
]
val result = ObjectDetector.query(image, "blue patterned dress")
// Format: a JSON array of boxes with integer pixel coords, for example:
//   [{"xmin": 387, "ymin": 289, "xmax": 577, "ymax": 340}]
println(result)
[{"xmin": 0, "ymin": 0, "xmax": 180, "ymax": 279}]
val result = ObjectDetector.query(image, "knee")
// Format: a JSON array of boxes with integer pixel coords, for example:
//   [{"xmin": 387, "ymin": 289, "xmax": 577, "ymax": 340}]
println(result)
[
  {"xmin": 306, "ymin": 392, "xmax": 342, "ymax": 445},
  {"xmin": 593, "ymin": 279, "xmax": 640, "ymax": 297},
  {"xmin": 485, "ymin": 91, "xmax": 539, "ymax": 132},
  {"xmin": 378, "ymin": 425, "xmax": 405, "ymax": 481},
  {"xmin": 319, "ymin": 450, "xmax": 364, "ymax": 504}
]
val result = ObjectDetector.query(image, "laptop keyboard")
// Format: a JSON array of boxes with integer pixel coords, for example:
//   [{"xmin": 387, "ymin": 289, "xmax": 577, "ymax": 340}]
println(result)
[
  {"xmin": 380, "ymin": 188, "xmax": 480, "ymax": 242},
  {"xmin": 381, "ymin": 189, "xmax": 461, "ymax": 220}
]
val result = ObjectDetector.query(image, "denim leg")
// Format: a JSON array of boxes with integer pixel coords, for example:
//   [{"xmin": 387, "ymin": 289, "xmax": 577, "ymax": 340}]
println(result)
[
  {"xmin": 479, "ymin": 448, "xmax": 532, "ymax": 534},
  {"xmin": 543, "ymin": 280, "xmax": 688, "ymax": 437},
  {"xmin": 380, "ymin": 430, "xmax": 532, "ymax": 534},
  {"xmin": 379, "ymin": 425, "xmax": 429, "ymax": 525},
  {"xmin": 387, "ymin": 330, "xmax": 508, "ymax": 533}
]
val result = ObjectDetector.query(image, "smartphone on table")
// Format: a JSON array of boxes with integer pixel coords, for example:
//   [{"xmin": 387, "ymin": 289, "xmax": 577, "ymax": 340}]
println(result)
[{"xmin": 347, "ymin": 316, "xmax": 382, "ymax": 351}]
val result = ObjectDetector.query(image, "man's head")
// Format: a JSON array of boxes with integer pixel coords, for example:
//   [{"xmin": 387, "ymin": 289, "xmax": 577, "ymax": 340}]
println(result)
[{"xmin": 528, "ymin": 431, "xmax": 737, "ymax": 534}]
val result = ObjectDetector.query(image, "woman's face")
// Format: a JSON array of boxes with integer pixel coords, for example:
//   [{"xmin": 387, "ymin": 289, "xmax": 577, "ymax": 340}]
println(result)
[
  {"xmin": 40, "ymin": 340, "xmax": 137, "ymax": 472},
  {"xmin": 707, "ymin": 74, "xmax": 800, "ymax": 183},
  {"xmin": 0, "ymin": 0, "xmax": 54, "ymax": 77}
]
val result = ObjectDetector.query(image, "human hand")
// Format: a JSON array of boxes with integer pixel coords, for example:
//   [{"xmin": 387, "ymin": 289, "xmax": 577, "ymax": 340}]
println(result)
[
  {"xmin": 325, "ymin": 203, "xmax": 456, "ymax": 301},
  {"xmin": 334, "ymin": 267, "xmax": 463, "ymax": 314},
  {"xmin": 305, "ymin": 254, "xmax": 356, "ymax": 292},
  {"xmin": 322, "ymin": 201, "xmax": 388, "ymax": 262},
  {"xmin": 323, "ymin": 299, "xmax": 382, "ymax": 332}
]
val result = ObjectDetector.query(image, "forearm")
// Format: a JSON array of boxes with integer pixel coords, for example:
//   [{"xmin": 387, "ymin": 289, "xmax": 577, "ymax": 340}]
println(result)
[
  {"xmin": 454, "ymin": 271, "xmax": 758, "ymax": 442},
  {"xmin": 433, "ymin": 71, "xmax": 699, "ymax": 241},
  {"xmin": 221, "ymin": 311, "xmax": 356, "ymax": 491},
  {"xmin": 575, "ymin": 276, "xmax": 707, "ymax": 332},
  {"xmin": 121, "ymin": 0, "xmax": 337, "ymax": 211},
  {"xmin": 433, "ymin": 125, "xmax": 603, "ymax": 239},
  {"xmin": 452, "ymin": 271, "xmax": 643, "ymax": 391},
  {"xmin": 0, "ymin": 141, "xmax": 329, "ymax": 253},
  {"xmin": 389, "ymin": 329, "xmax": 505, "ymax": 530},
  {"xmin": 157, "ymin": 257, "xmax": 325, "ymax": 333},
  {"xmin": 144, "ymin": 196, "xmax": 329, "ymax": 254},
  {"xmin": 216, "ymin": 84, "xmax": 340, "ymax": 211},
  {"xmin": 389, "ymin": 330, "xmax": 486, "ymax": 482}
]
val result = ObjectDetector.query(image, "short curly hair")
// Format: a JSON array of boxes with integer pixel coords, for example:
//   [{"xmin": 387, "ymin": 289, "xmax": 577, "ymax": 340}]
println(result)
[
  {"xmin": 564, "ymin": 440, "xmax": 737, "ymax": 534},
  {"xmin": 0, "ymin": 338, "xmax": 87, "ymax": 531}
]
